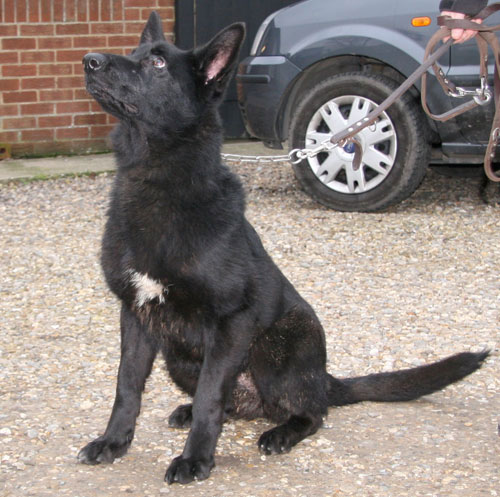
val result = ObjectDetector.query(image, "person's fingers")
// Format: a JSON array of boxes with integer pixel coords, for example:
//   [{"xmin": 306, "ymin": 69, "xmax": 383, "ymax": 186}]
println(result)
[
  {"xmin": 451, "ymin": 27, "xmax": 465, "ymax": 41},
  {"xmin": 440, "ymin": 11, "xmax": 480, "ymax": 44},
  {"xmin": 442, "ymin": 13, "xmax": 482, "ymax": 44}
]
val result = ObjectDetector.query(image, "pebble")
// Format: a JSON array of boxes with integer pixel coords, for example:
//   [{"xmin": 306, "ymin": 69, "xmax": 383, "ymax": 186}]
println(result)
[
  {"xmin": 0, "ymin": 166, "xmax": 498, "ymax": 497},
  {"xmin": 26, "ymin": 430, "xmax": 38, "ymax": 439}
]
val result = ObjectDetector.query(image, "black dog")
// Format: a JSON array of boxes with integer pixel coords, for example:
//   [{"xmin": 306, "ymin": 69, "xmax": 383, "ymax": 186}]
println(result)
[{"xmin": 79, "ymin": 12, "xmax": 489, "ymax": 484}]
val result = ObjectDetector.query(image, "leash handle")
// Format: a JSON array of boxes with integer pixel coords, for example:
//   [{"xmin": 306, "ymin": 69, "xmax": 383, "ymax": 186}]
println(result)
[{"xmin": 433, "ymin": 10, "xmax": 500, "ymax": 181}]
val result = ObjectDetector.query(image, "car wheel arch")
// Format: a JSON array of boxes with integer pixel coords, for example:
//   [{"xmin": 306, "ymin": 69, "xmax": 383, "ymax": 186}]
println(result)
[{"xmin": 278, "ymin": 54, "xmax": 437, "ymax": 143}]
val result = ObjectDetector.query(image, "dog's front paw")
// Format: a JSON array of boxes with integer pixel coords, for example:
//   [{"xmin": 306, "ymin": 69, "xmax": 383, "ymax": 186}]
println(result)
[
  {"xmin": 77, "ymin": 435, "xmax": 131, "ymax": 465},
  {"xmin": 164, "ymin": 455, "xmax": 214, "ymax": 484}
]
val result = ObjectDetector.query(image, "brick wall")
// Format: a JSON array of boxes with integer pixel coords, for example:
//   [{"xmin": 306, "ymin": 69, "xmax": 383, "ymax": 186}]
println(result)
[{"xmin": 0, "ymin": 0, "xmax": 175, "ymax": 158}]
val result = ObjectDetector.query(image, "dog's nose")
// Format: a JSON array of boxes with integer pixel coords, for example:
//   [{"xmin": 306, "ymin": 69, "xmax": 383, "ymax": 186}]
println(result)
[{"xmin": 83, "ymin": 53, "xmax": 108, "ymax": 71}]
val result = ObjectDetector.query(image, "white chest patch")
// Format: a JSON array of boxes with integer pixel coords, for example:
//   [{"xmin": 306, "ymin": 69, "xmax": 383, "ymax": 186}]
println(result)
[{"xmin": 128, "ymin": 271, "xmax": 166, "ymax": 307}]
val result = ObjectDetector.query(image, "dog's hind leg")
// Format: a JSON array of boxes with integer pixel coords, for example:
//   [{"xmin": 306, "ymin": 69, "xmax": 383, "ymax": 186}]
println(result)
[
  {"xmin": 168, "ymin": 404, "xmax": 193, "ymax": 428},
  {"xmin": 78, "ymin": 304, "xmax": 159, "ymax": 464},
  {"xmin": 250, "ymin": 305, "xmax": 330, "ymax": 455},
  {"xmin": 258, "ymin": 413, "xmax": 323, "ymax": 455}
]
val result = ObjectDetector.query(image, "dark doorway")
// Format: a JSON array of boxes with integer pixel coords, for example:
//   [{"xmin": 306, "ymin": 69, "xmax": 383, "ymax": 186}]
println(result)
[{"xmin": 175, "ymin": 0, "xmax": 299, "ymax": 137}]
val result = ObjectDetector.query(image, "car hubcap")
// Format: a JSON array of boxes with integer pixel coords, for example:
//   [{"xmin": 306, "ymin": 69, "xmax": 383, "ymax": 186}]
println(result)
[{"xmin": 305, "ymin": 95, "xmax": 397, "ymax": 194}]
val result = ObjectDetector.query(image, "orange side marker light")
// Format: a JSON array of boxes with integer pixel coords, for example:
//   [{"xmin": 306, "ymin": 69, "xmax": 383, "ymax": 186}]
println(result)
[{"xmin": 412, "ymin": 16, "xmax": 432, "ymax": 27}]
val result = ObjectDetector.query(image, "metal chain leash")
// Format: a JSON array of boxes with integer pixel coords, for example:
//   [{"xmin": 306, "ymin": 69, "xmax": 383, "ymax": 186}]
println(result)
[{"xmin": 221, "ymin": 137, "xmax": 338, "ymax": 165}]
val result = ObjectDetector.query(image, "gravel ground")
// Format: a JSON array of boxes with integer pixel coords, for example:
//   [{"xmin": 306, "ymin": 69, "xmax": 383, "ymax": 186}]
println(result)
[{"xmin": 0, "ymin": 162, "xmax": 498, "ymax": 497}]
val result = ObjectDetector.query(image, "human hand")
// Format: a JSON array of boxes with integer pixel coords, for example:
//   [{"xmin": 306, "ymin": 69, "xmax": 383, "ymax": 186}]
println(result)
[{"xmin": 441, "ymin": 11, "xmax": 482, "ymax": 44}]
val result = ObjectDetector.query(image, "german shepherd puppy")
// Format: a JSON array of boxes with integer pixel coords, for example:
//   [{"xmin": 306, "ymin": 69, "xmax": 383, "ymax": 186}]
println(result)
[{"xmin": 79, "ymin": 12, "xmax": 489, "ymax": 484}]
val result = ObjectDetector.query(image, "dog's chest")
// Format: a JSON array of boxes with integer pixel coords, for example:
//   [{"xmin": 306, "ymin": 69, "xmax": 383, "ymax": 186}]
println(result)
[
  {"xmin": 127, "ymin": 270, "xmax": 168, "ymax": 308},
  {"xmin": 124, "ymin": 266, "xmax": 207, "ymax": 346}
]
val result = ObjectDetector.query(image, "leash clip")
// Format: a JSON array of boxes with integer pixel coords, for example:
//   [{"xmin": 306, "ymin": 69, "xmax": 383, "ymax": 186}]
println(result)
[
  {"xmin": 474, "ymin": 77, "xmax": 493, "ymax": 105},
  {"xmin": 449, "ymin": 77, "xmax": 492, "ymax": 105}
]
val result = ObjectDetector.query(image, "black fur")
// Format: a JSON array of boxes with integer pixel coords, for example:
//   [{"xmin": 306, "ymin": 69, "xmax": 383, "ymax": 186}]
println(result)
[{"xmin": 78, "ymin": 12, "xmax": 490, "ymax": 484}]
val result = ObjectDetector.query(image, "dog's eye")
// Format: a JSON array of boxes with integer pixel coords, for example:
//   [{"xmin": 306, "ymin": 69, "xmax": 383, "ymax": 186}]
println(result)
[{"xmin": 152, "ymin": 56, "xmax": 166, "ymax": 69}]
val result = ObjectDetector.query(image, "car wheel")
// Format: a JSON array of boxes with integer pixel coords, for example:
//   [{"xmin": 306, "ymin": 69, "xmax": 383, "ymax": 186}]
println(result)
[{"xmin": 289, "ymin": 72, "xmax": 430, "ymax": 212}]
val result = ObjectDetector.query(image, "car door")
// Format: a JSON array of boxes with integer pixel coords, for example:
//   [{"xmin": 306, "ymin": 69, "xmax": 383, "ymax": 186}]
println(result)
[{"xmin": 446, "ymin": 8, "xmax": 500, "ymax": 143}]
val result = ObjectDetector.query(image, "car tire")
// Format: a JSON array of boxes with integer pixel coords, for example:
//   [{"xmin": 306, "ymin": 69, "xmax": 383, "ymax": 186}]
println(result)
[{"xmin": 289, "ymin": 72, "xmax": 430, "ymax": 212}]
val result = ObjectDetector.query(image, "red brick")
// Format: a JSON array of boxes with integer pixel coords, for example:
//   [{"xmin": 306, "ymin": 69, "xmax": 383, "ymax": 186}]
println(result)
[
  {"xmin": 56, "ymin": 126, "xmax": 89, "ymax": 139},
  {"xmin": 73, "ymin": 62, "xmax": 85, "ymax": 74},
  {"xmin": 32, "ymin": 141, "xmax": 69, "ymax": 155},
  {"xmin": 31, "ymin": 139, "xmax": 107, "ymax": 156},
  {"xmin": 4, "ymin": 0, "xmax": 15, "ymax": 23},
  {"xmin": 91, "ymin": 124, "xmax": 115, "ymax": 137},
  {"xmin": 125, "ymin": 0, "xmax": 151, "ymax": 6},
  {"xmin": 20, "ymin": 103, "xmax": 55, "ymax": 115},
  {"xmin": 0, "ymin": 131, "xmax": 20, "ymax": 143},
  {"xmin": 12, "ymin": 143, "xmax": 35, "ymax": 156},
  {"xmin": 2, "ymin": 38, "xmax": 37, "ymax": 50},
  {"xmin": 0, "ymin": 25, "xmax": 18, "ymax": 36},
  {"xmin": 56, "ymin": 23, "xmax": 90, "ymax": 35},
  {"xmin": 81, "ymin": 138, "xmax": 111, "ymax": 151},
  {"xmin": 40, "ymin": 0, "xmax": 53, "ymax": 22},
  {"xmin": 39, "ymin": 115, "xmax": 72, "ymax": 127},
  {"xmin": 0, "ymin": 79, "xmax": 20, "ymax": 91},
  {"xmin": 124, "ymin": 22, "xmax": 144, "ymax": 34},
  {"xmin": 39, "ymin": 64, "xmax": 73, "ymax": 76},
  {"xmin": 56, "ymin": 49, "xmax": 89, "ymax": 63},
  {"xmin": 89, "ymin": 0, "xmax": 99, "ymax": 21},
  {"xmin": 90, "ymin": 101, "xmax": 104, "ymax": 112},
  {"xmin": 65, "ymin": 0, "xmax": 76, "ymax": 22},
  {"xmin": 74, "ymin": 113, "xmax": 107, "ymax": 125},
  {"xmin": 16, "ymin": 0, "xmax": 27, "ymax": 22},
  {"xmin": 113, "ymin": 0, "xmax": 124, "ymax": 20},
  {"xmin": 0, "ymin": 52, "xmax": 19, "ymax": 64},
  {"xmin": 54, "ymin": 2, "xmax": 64, "ymax": 21},
  {"xmin": 21, "ymin": 129, "xmax": 55, "ymax": 141},
  {"xmin": 2, "ymin": 65, "xmax": 37, "ymax": 77},
  {"xmin": 20, "ymin": 24, "xmax": 54, "ymax": 36},
  {"xmin": 147, "ymin": 9, "xmax": 173, "ymax": 22},
  {"xmin": 108, "ymin": 35, "xmax": 138, "ymax": 47},
  {"xmin": 38, "ymin": 37, "xmax": 68, "ymax": 49},
  {"xmin": 20, "ymin": 51, "xmax": 55, "ymax": 63},
  {"xmin": 91, "ymin": 22, "xmax": 124, "ymax": 34},
  {"xmin": 75, "ymin": 89, "xmax": 92, "ymax": 100},
  {"xmin": 22, "ymin": 77, "xmax": 56, "ymax": 90},
  {"xmin": 0, "ymin": 105, "xmax": 19, "ymax": 116},
  {"xmin": 3, "ymin": 117, "xmax": 37, "ymax": 130},
  {"xmin": 73, "ymin": 36, "xmax": 108, "ymax": 48},
  {"xmin": 77, "ymin": 0, "xmax": 88, "ymax": 21},
  {"xmin": 124, "ymin": 9, "xmax": 140, "ymax": 20},
  {"xmin": 57, "ymin": 76, "xmax": 85, "ymax": 89},
  {"xmin": 101, "ymin": 0, "xmax": 111, "ymax": 21},
  {"xmin": 30, "ymin": 141, "xmax": 62, "ymax": 155},
  {"xmin": 28, "ymin": 0, "xmax": 41, "ymax": 23},
  {"xmin": 3, "ymin": 91, "xmax": 38, "ymax": 104},
  {"xmin": 39, "ymin": 89, "xmax": 74, "ymax": 101},
  {"xmin": 56, "ymin": 101, "xmax": 90, "ymax": 113}
]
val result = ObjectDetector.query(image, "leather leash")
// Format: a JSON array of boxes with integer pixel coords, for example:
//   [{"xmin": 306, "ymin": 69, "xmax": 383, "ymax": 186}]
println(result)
[{"xmin": 330, "ymin": 5, "xmax": 500, "ymax": 182}]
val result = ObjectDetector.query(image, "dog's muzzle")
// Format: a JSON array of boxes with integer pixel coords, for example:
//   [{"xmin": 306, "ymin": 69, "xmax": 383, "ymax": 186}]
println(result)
[{"xmin": 83, "ymin": 53, "xmax": 108, "ymax": 72}]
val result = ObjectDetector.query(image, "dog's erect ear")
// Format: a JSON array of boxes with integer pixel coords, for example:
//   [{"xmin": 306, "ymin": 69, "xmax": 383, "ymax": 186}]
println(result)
[
  {"xmin": 194, "ymin": 23, "xmax": 246, "ymax": 98},
  {"xmin": 140, "ymin": 11, "xmax": 166, "ymax": 44}
]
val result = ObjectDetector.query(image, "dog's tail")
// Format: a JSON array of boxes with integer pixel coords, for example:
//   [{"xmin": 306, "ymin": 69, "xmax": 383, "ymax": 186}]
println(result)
[{"xmin": 327, "ymin": 350, "xmax": 489, "ymax": 406}]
